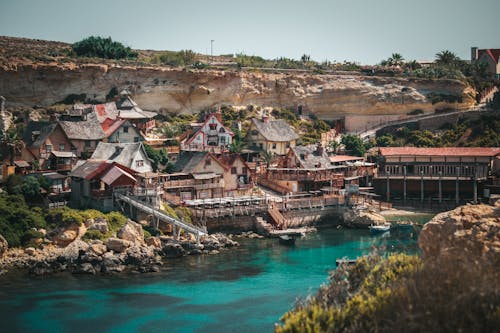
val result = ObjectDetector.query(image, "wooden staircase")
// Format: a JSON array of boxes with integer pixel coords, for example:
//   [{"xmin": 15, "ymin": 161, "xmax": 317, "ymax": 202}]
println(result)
[{"xmin": 268, "ymin": 205, "xmax": 286, "ymax": 229}]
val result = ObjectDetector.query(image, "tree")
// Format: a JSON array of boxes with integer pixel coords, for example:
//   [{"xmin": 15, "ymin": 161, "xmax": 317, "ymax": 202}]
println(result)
[
  {"xmin": 72, "ymin": 36, "xmax": 138, "ymax": 59},
  {"xmin": 329, "ymin": 140, "xmax": 340, "ymax": 154},
  {"xmin": 260, "ymin": 151, "xmax": 275, "ymax": 169},
  {"xmin": 341, "ymin": 134, "xmax": 366, "ymax": 157},
  {"xmin": 229, "ymin": 139, "xmax": 246, "ymax": 153},
  {"xmin": 435, "ymin": 50, "xmax": 459, "ymax": 67},
  {"xmin": 0, "ymin": 129, "xmax": 24, "ymax": 165},
  {"xmin": 20, "ymin": 176, "xmax": 41, "ymax": 199},
  {"xmin": 388, "ymin": 53, "xmax": 405, "ymax": 67}
]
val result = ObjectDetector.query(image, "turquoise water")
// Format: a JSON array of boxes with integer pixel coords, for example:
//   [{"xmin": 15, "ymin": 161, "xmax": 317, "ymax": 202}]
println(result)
[{"xmin": 0, "ymin": 227, "xmax": 420, "ymax": 333}]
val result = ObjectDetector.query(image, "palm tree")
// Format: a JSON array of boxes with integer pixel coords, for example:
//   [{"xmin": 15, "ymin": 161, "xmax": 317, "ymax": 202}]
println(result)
[
  {"xmin": 0, "ymin": 130, "xmax": 24, "ymax": 166},
  {"xmin": 260, "ymin": 150, "xmax": 275, "ymax": 170},
  {"xmin": 229, "ymin": 139, "xmax": 246, "ymax": 153},
  {"xmin": 435, "ymin": 50, "xmax": 459, "ymax": 67},
  {"xmin": 388, "ymin": 53, "xmax": 405, "ymax": 67}
]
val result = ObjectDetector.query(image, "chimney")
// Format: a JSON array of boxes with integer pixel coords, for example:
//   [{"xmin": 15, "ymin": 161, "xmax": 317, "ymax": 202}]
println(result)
[
  {"xmin": 262, "ymin": 111, "xmax": 269, "ymax": 123},
  {"xmin": 471, "ymin": 47, "xmax": 479, "ymax": 62},
  {"xmin": 214, "ymin": 107, "xmax": 223, "ymax": 123},
  {"xmin": 315, "ymin": 142, "xmax": 324, "ymax": 156}
]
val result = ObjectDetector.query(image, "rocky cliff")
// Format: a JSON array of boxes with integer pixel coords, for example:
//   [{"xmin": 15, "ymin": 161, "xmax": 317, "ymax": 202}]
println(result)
[{"xmin": 0, "ymin": 63, "xmax": 473, "ymax": 120}]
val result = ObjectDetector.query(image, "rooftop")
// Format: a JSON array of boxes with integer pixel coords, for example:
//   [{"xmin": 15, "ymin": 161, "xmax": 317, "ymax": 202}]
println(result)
[
  {"xmin": 59, "ymin": 111, "xmax": 105, "ymax": 140},
  {"xmin": 251, "ymin": 118, "xmax": 299, "ymax": 142},
  {"xmin": 91, "ymin": 142, "xmax": 146, "ymax": 168},
  {"xmin": 379, "ymin": 147, "xmax": 500, "ymax": 157},
  {"xmin": 292, "ymin": 144, "xmax": 333, "ymax": 169}
]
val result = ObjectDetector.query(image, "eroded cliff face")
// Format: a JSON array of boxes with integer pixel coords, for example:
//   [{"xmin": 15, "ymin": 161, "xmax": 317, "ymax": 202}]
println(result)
[{"xmin": 0, "ymin": 63, "xmax": 474, "ymax": 121}]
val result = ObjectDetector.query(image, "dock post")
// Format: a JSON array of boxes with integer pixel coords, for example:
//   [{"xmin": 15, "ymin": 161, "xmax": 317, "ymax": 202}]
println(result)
[
  {"xmin": 403, "ymin": 166, "xmax": 407, "ymax": 205},
  {"xmin": 438, "ymin": 172, "xmax": 442, "ymax": 204},
  {"xmin": 420, "ymin": 170, "xmax": 424, "ymax": 203},
  {"xmin": 386, "ymin": 171, "xmax": 390, "ymax": 202}
]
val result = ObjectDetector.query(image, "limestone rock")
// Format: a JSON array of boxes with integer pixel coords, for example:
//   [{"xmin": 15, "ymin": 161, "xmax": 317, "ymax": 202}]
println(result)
[
  {"xmin": 105, "ymin": 237, "xmax": 132, "ymax": 253},
  {"xmin": 61, "ymin": 239, "xmax": 90, "ymax": 262},
  {"xmin": 419, "ymin": 204, "xmax": 500, "ymax": 262},
  {"xmin": 162, "ymin": 242, "xmax": 186, "ymax": 258},
  {"xmin": 145, "ymin": 236, "xmax": 162, "ymax": 248},
  {"xmin": 117, "ymin": 220, "xmax": 144, "ymax": 245},
  {"xmin": 0, "ymin": 234, "xmax": 8, "ymax": 257},
  {"xmin": 343, "ymin": 209, "xmax": 386, "ymax": 228},
  {"xmin": 24, "ymin": 247, "xmax": 36, "ymax": 256},
  {"xmin": 101, "ymin": 252, "xmax": 125, "ymax": 273},
  {"xmin": 90, "ymin": 243, "xmax": 107, "ymax": 256},
  {"xmin": 88, "ymin": 217, "xmax": 109, "ymax": 234}
]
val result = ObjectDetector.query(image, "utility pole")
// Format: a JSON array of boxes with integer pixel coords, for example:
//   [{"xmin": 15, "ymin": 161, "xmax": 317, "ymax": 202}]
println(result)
[{"xmin": 210, "ymin": 40, "xmax": 214, "ymax": 63}]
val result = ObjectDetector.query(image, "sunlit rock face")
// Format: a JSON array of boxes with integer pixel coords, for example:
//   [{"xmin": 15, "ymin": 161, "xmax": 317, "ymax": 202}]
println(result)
[{"xmin": 0, "ymin": 63, "xmax": 473, "ymax": 131}]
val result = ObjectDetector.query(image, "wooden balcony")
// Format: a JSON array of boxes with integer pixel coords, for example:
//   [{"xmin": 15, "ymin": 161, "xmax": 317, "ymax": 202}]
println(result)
[{"xmin": 163, "ymin": 179, "xmax": 224, "ymax": 190}]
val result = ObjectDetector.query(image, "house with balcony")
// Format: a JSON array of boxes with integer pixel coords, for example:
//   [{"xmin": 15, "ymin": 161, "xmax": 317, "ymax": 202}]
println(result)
[
  {"xmin": 115, "ymin": 91, "xmax": 157, "ymax": 133},
  {"xmin": 101, "ymin": 118, "xmax": 142, "ymax": 143},
  {"xmin": 180, "ymin": 111, "xmax": 233, "ymax": 152},
  {"xmin": 247, "ymin": 114, "xmax": 299, "ymax": 155},
  {"xmin": 90, "ymin": 142, "xmax": 154, "ymax": 173},
  {"xmin": 21, "ymin": 121, "xmax": 76, "ymax": 171},
  {"xmin": 162, "ymin": 151, "xmax": 226, "ymax": 202},
  {"xmin": 373, "ymin": 147, "xmax": 500, "ymax": 204},
  {"xmin": 217, "ymin": 153, "xmax": 254, "ymax": 196},
  {"xmin": 260, "ymin": 143, "xmax": 344, "ymax": 194},
  {"xmin": 69, "ymin": 160, "xmax": 138, "ymax": 211},
  {"xmin": 59, "ymin": 111, "xmax": 106, "ymax": 157}
]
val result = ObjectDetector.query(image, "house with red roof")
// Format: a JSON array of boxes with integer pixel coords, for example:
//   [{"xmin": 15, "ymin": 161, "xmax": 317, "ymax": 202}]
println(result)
[
  {"xmin": 180, "ymin": 111, "xmax": 233, "ymax": 153},
  {"xmin": 69, "ymin": 160, "xmax": 138, "ymax": 211},
  {"xmin": 101, "ymin": 118, "xmax": 142, "ymax": 143},
  {"xmin": 471, "ymin": 47, "xmax": 500, "ymax": 79},
  {"xmin": 373, "ymin": 147, "xmax": 500, "ymax": 205}
]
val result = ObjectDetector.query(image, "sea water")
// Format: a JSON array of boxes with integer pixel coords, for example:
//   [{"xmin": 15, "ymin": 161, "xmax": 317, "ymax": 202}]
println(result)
[{"xmin": 0, "ymin": 225, "xmax": 423, "ymax": 333}]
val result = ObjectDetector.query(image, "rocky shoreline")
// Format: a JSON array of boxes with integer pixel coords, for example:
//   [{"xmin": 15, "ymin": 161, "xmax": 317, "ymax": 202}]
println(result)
[{"xmin": 0, "ymin": 220, "xmax": 238, "ymax": 276}]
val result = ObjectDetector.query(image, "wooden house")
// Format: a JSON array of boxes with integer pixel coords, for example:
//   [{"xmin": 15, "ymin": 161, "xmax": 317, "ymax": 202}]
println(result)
[
  {"xmin": 247, "ymin": 115, "xmax": 299, "ymax": 155},
  {"xmin": 217, "ymin": 153, "xmax": 254, "ymax": 196},
  {"xmin": 180, "ymin": 111, "xmax": 233, "ymax": 152},
  {"xmin": 59, "ymin": 111, "xmax": 106, "ymax": 157},
  {"xmin": 90, "ymin": 142, "xmax": 154, "ymax": 173}
]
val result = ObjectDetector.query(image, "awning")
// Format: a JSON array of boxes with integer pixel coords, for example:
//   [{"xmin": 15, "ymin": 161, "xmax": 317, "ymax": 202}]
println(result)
[
  {"xmin": 42, "ymin": 172, "xmax": 67, "ymax": 180},
  {"xmin": 192, "ymin": 172, "xmax": 219, "ymax": 180},
  {"xmin": 14, "ymin": 160, "xmax": 30, "ymax": 168},
  {"xmin": 51, "ymin": 151, "xmax": 77, "ymax": 158}
]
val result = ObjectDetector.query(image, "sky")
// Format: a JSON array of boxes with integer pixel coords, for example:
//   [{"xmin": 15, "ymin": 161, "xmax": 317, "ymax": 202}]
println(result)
[{"xmin": 0, "ymin": 0, "xmax": 499, "ymax": 65}]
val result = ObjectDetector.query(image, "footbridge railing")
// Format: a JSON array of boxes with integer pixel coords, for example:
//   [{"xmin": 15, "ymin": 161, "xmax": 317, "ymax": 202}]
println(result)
[{"xmin": 114, "ymin": 193, "xmax": 207, "ymax": 238}]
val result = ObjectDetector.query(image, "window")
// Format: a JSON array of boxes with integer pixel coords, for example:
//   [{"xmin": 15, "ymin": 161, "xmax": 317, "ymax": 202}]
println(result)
[
  {"xmin": 45, "ymin": 144, "xmax": 53, "ymax": 153},
  {"xmin": 220, "ymin": 136, "xmax": 226, "ymax": 144},
  {"xmin": 242, "ymin": 167, "xmax": 247, "ymax": 174},
  {"xmin": 251, "ymin": 130, "xmax": 258, "ymax": 136},
  {"xmin": 123, "ymin": 126, "xmax": 129, "ymax": 133},
  {"xmin": 286, "ymin": 142, "xmax": 290, "ymax": 148},
  {"xmin": 231, "ymin": 167, "xmax": 237, "ymax": 174},
  {"xmin": 85, "ymin": 141, "xmax": 91, "ymax": 148},
  {"xmin": 134, "ymin": 137, "xmax": 140, "ymax": 142},
  {"xmin": 136, "ymin": 160, "xmax": 144, "ymax": 167},
  {"xmin": 272, "ymin": 143, "xmax": 277, "ymax": 149},
  {"xmin": 259, "ymin": 143, "xmax": 263, "ymax": 149},
  {"xmin": 59, "ymin": 144, "xmax": 65, "ymax": 151},
  {"xmin": 219, "ymin": 127, "xmax": 225, "ymax": 133},
  {"xmin": 209, "ymin": 124, "xmax": 217, "ymax": 130}
]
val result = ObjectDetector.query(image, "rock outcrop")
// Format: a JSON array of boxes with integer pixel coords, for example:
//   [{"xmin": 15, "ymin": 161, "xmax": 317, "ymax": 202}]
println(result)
[
  {"xmin": 117, "ymin": 220, "xmax": 144, "ymax": 245},
  {"xmin": 419, "ymin": 203, "xmax": 500, "ymax": 262},
  {"xmin": 343, "ymin": 209, "xmax": 387, "ymax": 228}
]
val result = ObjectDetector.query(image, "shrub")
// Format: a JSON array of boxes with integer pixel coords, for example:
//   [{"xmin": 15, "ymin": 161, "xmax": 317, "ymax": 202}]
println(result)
[
  {"xmin": 106, "ymin": 211, "xmax": 127, "ymax": 234},
  {"xmin": 0, "ymin": 194, "xmax": 46, "ymax": 247},
  {"xmin": 175, "ymin": 206, "xmax": 193, "ymax": 225},
  {"xmin": 72, "ymin": 36, "xmax": 138, "ymax": 59},
  {"xmin": 45, "ymin": 207, "xmax": 84, "ymax": 227},
  {"xmin": 82, "ymin": 229, "xmax": 105, "ymax": 241}
]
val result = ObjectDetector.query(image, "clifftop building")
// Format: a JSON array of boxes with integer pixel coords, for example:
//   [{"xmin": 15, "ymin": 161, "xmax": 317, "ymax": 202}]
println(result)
[{"xmin": 471, "ymin": 47, "xmax": 500, "ymax": 79}]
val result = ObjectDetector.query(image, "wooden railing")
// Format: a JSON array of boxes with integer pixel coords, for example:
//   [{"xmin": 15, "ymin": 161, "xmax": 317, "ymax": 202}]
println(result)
[
  {"xmin": 163, "ymin": 179, "xmax": 223, "ymax": 190},
  {"xmin": 257, "ymin": 177, "xmax": 290, "ymax": 195},
  {"xmin": 268, "ymin": 205, "xmax": 285, "ymax": 228}
]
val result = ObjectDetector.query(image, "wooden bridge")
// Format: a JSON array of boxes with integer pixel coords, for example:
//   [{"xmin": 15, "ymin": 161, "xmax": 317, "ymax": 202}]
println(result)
[{"xmin": 114, "ymin": 193, "xmax": 207, "ymax": 241}]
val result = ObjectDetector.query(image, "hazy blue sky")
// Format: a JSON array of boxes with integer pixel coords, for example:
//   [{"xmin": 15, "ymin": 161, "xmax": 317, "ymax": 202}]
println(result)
[{"xmin": 0, "ymin": 0, "xmax": 499, "ymax": 64}]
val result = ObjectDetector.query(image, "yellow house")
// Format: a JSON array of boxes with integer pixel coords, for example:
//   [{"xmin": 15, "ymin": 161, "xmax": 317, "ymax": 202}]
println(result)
[{"xmin": 247, "ymin": 116, "xmax": 299, "ymax": 155}]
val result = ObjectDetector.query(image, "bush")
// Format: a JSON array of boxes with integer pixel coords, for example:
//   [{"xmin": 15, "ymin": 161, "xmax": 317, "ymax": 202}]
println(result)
[
  {"xmin": 45, "ymin": 207, "xmax": 84, "ymax": 227},
  {"xmin": 72, "ymin": 36, "xmax": 138, "ymax": 59},
  {"xmin": 82, "ymin": 229, "xmax": 105, "ymax": 241},
  {"xmin": 0, "ymin": 194, "xmax": 46, "ymax": 247}
]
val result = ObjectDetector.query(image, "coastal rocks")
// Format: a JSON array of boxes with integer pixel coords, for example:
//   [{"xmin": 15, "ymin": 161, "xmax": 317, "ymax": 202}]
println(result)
[
  {"xmin": 343, "ymin": 209, "xmax": 386, "ymax": 228},
  {"xmin": 101, "ymin": 252, "xmax": 125, "ymax": 273},
  {"xmin": 105, "ymin": 237, "xmax": 132, "ymax": 253},
  {"xmin": 24, "ymin": 247, "xmax": 36, "ymax": 256},
  {"xmin": 61, "ymin": 239, "xmax": 90, "ymax": 262},
  {"xmin": 145, "ymin": 236, "xmax": 162, "ymax": 248},
  {"xmin": 52, "ymin": 223, "xmax": 86, "ymax": 247},
  {"xmin": 0, "ymin": 234, "xmax": 8, "ymax": 257},
  {"xmin": 117, "ymin": 220, "xmax": 144, "ymax": 245},
  {"xmin": 419, "ymin": 204, "xmax": 500, "ymax": 262},
  {"xmin": 161, "ymin": 243, "xmax": 186, "ymax": 258}
]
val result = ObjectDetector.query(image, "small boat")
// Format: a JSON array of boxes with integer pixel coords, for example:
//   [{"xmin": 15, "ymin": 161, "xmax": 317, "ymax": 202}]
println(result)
[
  {"xmin": 278, "ymin": 234, "xmax": 296, "ymax": 245},
  {"xmin": 369, "ymin": 223, "xmax": 391, "ymax": 234},
  {"xmin": 335, "ymin": 258, "xmax": 357, "ymax": 267},
  {"xmin": 395, "ymin": 221, "xmax": 414, "ymax": 230}
]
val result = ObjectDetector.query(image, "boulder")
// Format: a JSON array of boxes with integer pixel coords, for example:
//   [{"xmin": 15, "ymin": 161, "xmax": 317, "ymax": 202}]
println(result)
[
  {"xmin": 125, "ymin": 246, "xmax": 155, "ymax": 266},
  {"xmin": 117, "ymin": 220, "xmax": 144, "ymax": 245},
  {"xmin": 105, "ymin": 237, "xmax": 132, "ymax": 253},
  {"xmin": 101, "ymin": 252, "xmax": 125, "ymax": 273},
  {"xmin": 90, "ymin": 243, "xmax": 107, "ymax": 256},
  {"xmin": 77, "ymin": 262, "xmax": 96, "ymax": 275},
  {"xmin": 61, "ymin": 239, "xmax": 90, "ymax": 262},
  {"xmin": 419, "ymin": 204, "xmax": 500, "ymax": 262},
  {"xmin": 145, "ymin": 236, "xmax": 162, "ymax": 248},
  {"xmin": 0, "ymin": 234, "xmax": 8, "ymax": 257},
  {"xmin": 88, "ymin": 217, "xmax": 109, "ymax": 234},
  {"xmin": 161, "ymin": 242, "xmax": 186, "ymax": 258},
  {"xmin": 25, "ymin": 247, "xmax": 36, "ymax": 256},
  {"xmin": 53, "ymin": 230, "xmax": 78, "ymax": 247}
]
